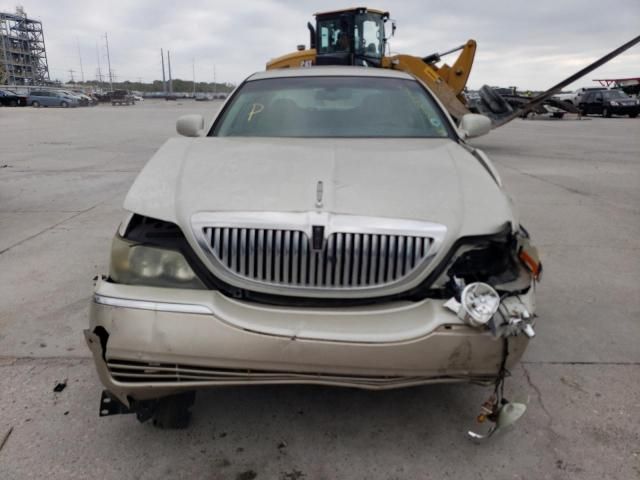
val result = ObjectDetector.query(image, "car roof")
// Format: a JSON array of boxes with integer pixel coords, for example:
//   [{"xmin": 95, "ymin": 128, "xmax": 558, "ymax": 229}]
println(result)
[{"xmin": 247, "ymin": 66, "xmax": 415, "ymax": 82}]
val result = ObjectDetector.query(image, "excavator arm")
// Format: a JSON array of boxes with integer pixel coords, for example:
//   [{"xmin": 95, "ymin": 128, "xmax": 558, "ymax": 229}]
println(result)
[{"xmin": 382, "ymin": 40, "xmax": 477, "ymax": 120}]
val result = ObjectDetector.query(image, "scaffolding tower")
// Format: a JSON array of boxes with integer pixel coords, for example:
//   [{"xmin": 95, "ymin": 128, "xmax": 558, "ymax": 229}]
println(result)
[{"xmin": 0, "ymin": 7, "xmax": 50, "ymax": 85}]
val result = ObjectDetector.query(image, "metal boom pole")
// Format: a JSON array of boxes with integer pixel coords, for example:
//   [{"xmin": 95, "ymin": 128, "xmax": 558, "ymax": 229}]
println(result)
[
  {"xmin": 104, "ymin": 32, "xmax": 113, "ymax": 91},
  {"xmin": 160, "ymin": 48, "xmax": 166, "ymax": 94}
]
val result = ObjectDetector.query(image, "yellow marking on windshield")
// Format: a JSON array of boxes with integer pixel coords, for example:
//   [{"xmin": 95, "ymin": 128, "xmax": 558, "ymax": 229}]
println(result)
[{"xmin": 248, "ymin": 103, "xmax": 264, "ymax": 122}]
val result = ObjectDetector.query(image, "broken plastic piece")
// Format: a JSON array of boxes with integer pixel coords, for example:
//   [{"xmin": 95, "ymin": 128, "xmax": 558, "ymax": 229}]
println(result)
[{"xmin": 468, "ymin": 400, "xmax": 528, "ymax": 441}]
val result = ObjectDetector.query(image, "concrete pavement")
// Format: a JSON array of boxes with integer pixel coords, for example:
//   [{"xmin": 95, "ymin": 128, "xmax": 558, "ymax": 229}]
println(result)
[{"xmin": 1, "ymin": 102, "xmax": 638, "ymax": 479}]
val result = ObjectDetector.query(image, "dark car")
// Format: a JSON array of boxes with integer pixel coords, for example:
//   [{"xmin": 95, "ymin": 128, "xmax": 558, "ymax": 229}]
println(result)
[
  {"xmin": 110, "ymin": 90, "xmax": 135, "ymax": 106},
  {"xmin": 579, "ymin": 89, "xmax": 639, "ymax": 118},
  {"xmin": 94, "ymin": 90, "xmax": 135, "ymax": 105},
  {"xmin": 0, "ymin": 89, "xmax": 27, "ymax": 107}
]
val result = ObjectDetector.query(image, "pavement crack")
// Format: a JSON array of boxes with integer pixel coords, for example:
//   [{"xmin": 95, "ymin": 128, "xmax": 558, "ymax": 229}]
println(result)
[
  {"xmin": 0, "ymin": 198, "xmax": 110, "ymax": 256},
  {"xmin": 521, "ymin": 363, "xmax": 557, "ymax": 436}
]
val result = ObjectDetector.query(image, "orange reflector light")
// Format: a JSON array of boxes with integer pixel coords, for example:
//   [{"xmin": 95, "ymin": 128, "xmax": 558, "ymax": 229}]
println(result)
[{"xmin": 519, "ymin": 249, "xmax": 541, "ymax": 280}]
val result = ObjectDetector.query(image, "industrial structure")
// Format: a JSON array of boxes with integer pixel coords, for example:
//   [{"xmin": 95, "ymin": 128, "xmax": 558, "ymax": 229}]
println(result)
[{"xmin": 0, "ymin": 6, "xmax": 50, "ymax": 85}]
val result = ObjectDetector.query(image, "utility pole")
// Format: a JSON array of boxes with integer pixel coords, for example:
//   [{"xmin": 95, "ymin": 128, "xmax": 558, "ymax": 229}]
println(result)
[
  {"xmin": 95, "ymin": 41, "xmax": 103, "ymax": 87},
  {"xmin": 76, "ymin": 38, "xmax": 85, "ymax": 83},
  {"xmin": 104, "ymin": 32, "xmax": 113, "ymax": 91},
  {"xmin": 160, "ymin": 48, "xmax": 167, "ymax": 95},
  {"xmin": 192, "ymin": 58, "xmax": 196, "ymax": 97},
  {"xmin": 167, "ymin": 50, "xmax": 173, "ymax": 94},
  {"xmin": 68, "ymin": 69, "xmax": 76, "ymax": 83}
]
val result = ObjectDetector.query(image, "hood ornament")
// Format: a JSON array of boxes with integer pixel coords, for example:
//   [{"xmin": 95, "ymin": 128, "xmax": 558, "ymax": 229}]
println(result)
[{"xmin": 315, "ymin": 180, "xmax": 324, "ymax": 208}]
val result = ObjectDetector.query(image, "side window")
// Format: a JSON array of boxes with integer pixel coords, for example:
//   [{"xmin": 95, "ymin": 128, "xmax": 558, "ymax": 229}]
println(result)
[
  {"xmin": 594, "ymin": 92, "xmax": 603, "ymax": 102},
  {"xmin": 320, "ymin": 26, "xmax": 329, "ymax": 49}
]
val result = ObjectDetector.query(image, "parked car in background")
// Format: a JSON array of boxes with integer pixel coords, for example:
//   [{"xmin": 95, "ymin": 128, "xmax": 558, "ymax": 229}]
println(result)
[
  {"xmin": 27, "ymin": 90, "xmax": 79, "ymax": 108},
  {"xmin": 553, "ymin": 86, "xmax": 606, "ymax": 106},
  {"xmin": 69, "ymin": 91, "xmax": 98, "ymax": 106},
  {"xmin": 94, "ymin": 90, "xmax": 135, "ymax": 105},
  {"xmin": 0, "ymin": 89, "xmax": 28, "ymax": 107},
  {"xmin": 57, "ymin": 90, "xmax": 89, "ymax": 106},
  {"xmin": 579, "ymin": 89, "xmax": 640, "ymax": 117},
  {"xmin": 110, "ymin": 90, "xmax": 135, "ymax": 106}
]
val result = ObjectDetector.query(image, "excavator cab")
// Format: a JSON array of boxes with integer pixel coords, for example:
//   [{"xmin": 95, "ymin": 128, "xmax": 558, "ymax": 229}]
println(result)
[{"xmin": 310, "ymin": 8, "xmax": 392, "ymax": 67}]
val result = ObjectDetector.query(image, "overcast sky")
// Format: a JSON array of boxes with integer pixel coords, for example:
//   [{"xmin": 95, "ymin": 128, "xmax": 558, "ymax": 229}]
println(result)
[{"xmin": 5, "ymin": 0, "xmax": 640, "ymax": 90}]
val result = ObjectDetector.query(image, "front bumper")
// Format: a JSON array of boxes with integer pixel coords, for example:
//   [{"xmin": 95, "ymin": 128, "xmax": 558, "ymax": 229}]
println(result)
[
  {"xmin": 86, "ymin": 279, "xmax": 530, "ymax": 405},
  {"xmin": 610, "ymin": 105, "xmax": 640, "ymax": 115}
]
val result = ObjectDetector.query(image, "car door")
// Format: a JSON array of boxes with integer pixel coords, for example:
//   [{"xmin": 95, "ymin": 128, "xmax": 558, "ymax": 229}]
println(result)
[
  {"xmin": 590, "ymin": 92, "xmax": 604, "ymax": 115},
  {"xmin": 29, "ymin": 91, "xmax": 41, "ymax": 105},
  {"xmin": 579, "ymin": 92, "xmax": 591, "ymax": 114},
  {"xmin": 34, "ymin": 91, "xmax": 51, "ymax": 106},
  {"xmin": 48, "ymin": 92, "xmax": 60, "ymax": 106}
]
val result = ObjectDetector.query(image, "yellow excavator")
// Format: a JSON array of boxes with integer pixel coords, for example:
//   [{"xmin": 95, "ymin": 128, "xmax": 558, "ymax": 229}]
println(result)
[{"xmin": 266, "ymin": 7, "xmax": 640, "ymax": 128}]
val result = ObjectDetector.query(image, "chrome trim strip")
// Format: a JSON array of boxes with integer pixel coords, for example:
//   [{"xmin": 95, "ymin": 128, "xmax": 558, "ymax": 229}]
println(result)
[{"xmin": 94, "ymin": 294, "xmax": 212, "ymax": 315}]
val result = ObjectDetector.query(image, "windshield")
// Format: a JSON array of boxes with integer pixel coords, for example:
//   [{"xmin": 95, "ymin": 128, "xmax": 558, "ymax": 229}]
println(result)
[
  {"xmin": 212, "ymin": 76, "xmax": 451, "ymax": 138},
  {"xmin": 603, "ymin": 90, "xmax": 627, "ymax": 99}
]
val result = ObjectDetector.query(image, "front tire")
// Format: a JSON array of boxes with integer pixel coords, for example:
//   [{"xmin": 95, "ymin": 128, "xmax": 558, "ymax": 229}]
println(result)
[
  {"xmin": 603, "ymin": 107, "xmax": 611, "ymax": 118},
  {"xmin": 61, "ymin": 101, "xmax": 69, "ymax": 108},
  {"xmin": 9, "ymin": 100, "xmax": 17, "ymax": 107},
  {"xmin": 32, "ymin": 101, "xmax": 40, "ymax": 108},
  {"xmin": 629, "ymin": 113, "xmax": 638, "ymax": 118},
  {"xmin": 150, "ymin": 392, "xmax": 196, "ymax": 429}
]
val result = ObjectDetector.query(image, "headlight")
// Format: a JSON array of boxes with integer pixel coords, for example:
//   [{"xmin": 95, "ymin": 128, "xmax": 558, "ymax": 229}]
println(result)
[
  {"xmin": 459, "ymin": 282, "xmax": 500, "ymax": 326},
  {"xmin": 109, "ymin": 235, "xmax": 205, "ymax": 289},
  {"xmin": 610, "ymin": 101, "xmax": 619, "ymax": 106}
]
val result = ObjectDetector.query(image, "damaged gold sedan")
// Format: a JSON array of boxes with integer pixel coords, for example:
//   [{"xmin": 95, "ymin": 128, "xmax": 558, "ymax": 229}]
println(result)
[{"xmin": 85, "ymin": 67, "xmax": 541, "ymax": 437}]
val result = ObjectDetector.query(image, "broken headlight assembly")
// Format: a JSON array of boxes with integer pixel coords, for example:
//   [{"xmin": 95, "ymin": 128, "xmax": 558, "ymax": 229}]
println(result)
[
  {"xmin": 108, "ymin": 215, "xmax": 206, "ymax": 289},
  {"xmin": 437, "ymin": 225, "xmax": 542, "ymax": 441},
  {"xmin": 440, "ymin": 225, "xmax": 540, "ymax": 339}
]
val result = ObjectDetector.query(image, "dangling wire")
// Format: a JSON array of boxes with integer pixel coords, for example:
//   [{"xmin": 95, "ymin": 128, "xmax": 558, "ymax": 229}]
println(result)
[{"xmin": 494, "ymin": 337, "xmax": 510, "ymax": 404}]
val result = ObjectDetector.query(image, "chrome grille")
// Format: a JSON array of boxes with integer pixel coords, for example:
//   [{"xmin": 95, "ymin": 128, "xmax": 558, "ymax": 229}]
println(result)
[{"xmin": 202, "ymin": 227, "xmax": 432, "ymax": 288}]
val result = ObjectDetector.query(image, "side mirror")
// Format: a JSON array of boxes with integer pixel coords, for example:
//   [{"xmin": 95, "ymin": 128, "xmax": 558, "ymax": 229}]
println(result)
[
  {"xmin": 384, "ymin": 19, "xmax": 397, "ymax": 40},
  {"xmin": 176, "ymin": 114, "xmax": 205, "ymax": 137},
  {"xmin": 459, "ymin": 113, "xmax": 492, "ymax": 139}
]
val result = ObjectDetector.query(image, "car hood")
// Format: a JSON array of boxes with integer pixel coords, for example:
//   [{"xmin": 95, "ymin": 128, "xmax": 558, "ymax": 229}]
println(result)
[{"xmin": 124, "ymin": 137, "xmax": 516, "ymax": 243}]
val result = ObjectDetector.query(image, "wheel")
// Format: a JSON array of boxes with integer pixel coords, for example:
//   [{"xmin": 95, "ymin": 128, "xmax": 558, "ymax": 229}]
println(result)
[
  {"xmin": 61, "ymin": 101, "xmax": 69, "ymax": 108},
  {"xmin": 32, "ymin": 101, "xmax": 40, "ymax": 108},
  {"xmin": 150, "ymin": 392, "xmax": 196, "ymax": 429},
  {"xmin": 602, "ymin": 107, "xmax": 611, "ymax": 118},
  {"xmin": 9, "ymin": 99, "xmax": 17, "ymax": 107},
  {"xmin": 112, "ymin": 102, "xmax": 117, "ymax": 106},
  {"xmin": 629, "ymin": 113, "xmax": 638, "ymax": 118}
]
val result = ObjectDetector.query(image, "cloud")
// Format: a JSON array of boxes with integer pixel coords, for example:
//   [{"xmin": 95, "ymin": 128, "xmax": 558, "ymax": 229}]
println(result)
[{"xmin": 9, "ymin": 0, "xmax": 640, "ymax": 90}]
